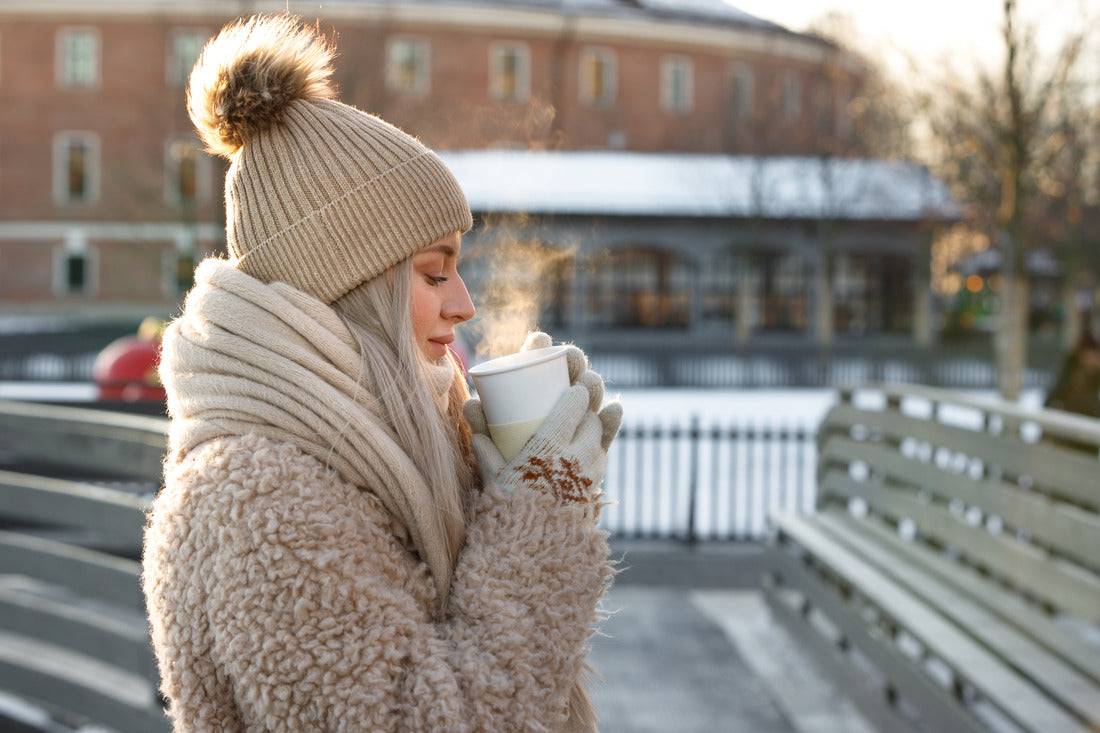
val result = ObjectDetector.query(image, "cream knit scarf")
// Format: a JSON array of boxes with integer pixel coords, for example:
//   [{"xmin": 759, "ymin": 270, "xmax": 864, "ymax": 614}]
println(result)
[{"xmin": 161, "ymin": 258, "xmax": 455, "ymax": 601}]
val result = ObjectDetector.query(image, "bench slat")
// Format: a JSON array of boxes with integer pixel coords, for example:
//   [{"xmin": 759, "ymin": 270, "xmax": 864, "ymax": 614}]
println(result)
[
  {"xmin": 812, "ymin": 510, "xmax": 1100, "ymax": 726},
  {"xmin": 820, "ymin": 435, "xmax": 1100, "ymax": 573},
  {"xmin": 773, "ymin": 512, "xmax": 1090, "ymax": 733},
  {"xmin": 0, "ymin": 401, "xmax": 167, "ymax": 481},
  {"xmin": 822, "ymin": 509, "xmax": 1100, "ymax": 684},
  {"xmin": 0, "ymin": 637, "xmax": 168, "ymax": 733},
  {"xmin": 821, "ymin": 403, "xmax": 1100, "ymax": 511},
  {"xmin": 0, "ymin": 586, "xmax": 157, "ymax": 682},
  {"xmin": 0, "ymin": 470, "xmax": 148, "ymax": 547},
  {"xmin": 764, "ymin": 547, "xmax": 986, "ymax": 733},
  {"xmin": 819, "ymin": 468, "xmax": 1100, "ymax": 623},
  {"xmin": 0, "ymin": 531, "xmax": 144, "ymax": 611}
]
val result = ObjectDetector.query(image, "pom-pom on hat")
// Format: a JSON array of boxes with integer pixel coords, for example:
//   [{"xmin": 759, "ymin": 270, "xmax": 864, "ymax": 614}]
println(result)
[{"xmin": 188, "ymin": 14, "xmax": 472, "ymax": 303}]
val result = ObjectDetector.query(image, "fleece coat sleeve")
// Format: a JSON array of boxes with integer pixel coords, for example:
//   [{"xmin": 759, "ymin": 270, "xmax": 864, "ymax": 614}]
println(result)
[{"xmin": 143, "ymin": 433, "xmax": 612, "ymax": 733}]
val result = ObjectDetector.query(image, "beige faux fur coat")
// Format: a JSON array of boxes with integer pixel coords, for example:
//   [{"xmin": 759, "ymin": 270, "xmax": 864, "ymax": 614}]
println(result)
[
  {"xmin": 144, "ymin": 432, "xmax": 612, "ymax": 731},
  {"xmin": 142, "ymin": 262, "xmax": 613, "ymax": 731}
]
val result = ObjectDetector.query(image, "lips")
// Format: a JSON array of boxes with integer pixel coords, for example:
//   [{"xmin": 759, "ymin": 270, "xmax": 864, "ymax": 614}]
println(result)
[{"xmin": 429, "ymin": 333, "xmax": 455, "ymax": 347}]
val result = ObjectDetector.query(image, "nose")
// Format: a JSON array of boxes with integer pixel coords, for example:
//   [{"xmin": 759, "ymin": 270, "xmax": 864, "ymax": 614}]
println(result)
[{"xmin": 444, "ymin": 275, "xmax": 476, "ymax": 324}]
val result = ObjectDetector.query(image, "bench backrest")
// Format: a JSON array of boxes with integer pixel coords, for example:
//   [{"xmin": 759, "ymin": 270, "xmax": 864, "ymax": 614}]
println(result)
[
  {"xmin": 0, "ymin": 400, "xmax": 170, "ymax": 732},
  {"xmin": 816, "ymin": 384, "xmax": 1100, "ymax": 625}
]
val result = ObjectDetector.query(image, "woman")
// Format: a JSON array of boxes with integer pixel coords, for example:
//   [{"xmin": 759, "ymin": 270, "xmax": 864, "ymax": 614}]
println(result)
[{"xmin": 142, "ymin": 14, "xmax": 622, "ymax": 732}]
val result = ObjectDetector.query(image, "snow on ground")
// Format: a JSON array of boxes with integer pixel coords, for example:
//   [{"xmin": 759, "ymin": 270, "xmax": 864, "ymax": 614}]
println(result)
[{"xmin": 615, "ymin": 388, "xmax": 838, "ymax": 428}]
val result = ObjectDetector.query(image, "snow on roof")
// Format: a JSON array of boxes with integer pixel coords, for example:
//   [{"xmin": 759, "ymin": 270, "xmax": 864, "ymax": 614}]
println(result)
[{"xmin": 437, "ymin": 150, "xmax": 962, "ymax": 222}]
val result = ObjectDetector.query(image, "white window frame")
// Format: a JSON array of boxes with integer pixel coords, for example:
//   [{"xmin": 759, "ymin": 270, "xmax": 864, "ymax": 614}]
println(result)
[
  {"xmin": 579, "ymin": 46, "xmax": 617, "ymax": 108},
  {"xmin": 489, "ymin": 41, "xmax": 530, "ymax": 102},
  {"xmin": 56, "ymin": 27, "xmax": 100, "ymax": 89},
  {"xmin": 53, "ymin": 132, "xmax": 100, "ymax": 205},
  {"xmin": 164, "ymin": 137, "xmax": 211, "ymax": 206},
  {"xmin": 167, "ymin": 29, "xmax": 208, "ymax": 88},
  {"xmin": 53, "ymin": 232, "xmax": 98, "ymax": 296},
  {"xmin": 731, "ymin": 63, "xmax": 754, "ymax": 120},
  {"xmin": 385, "ymin": 36, "xmax": 430, "ymax": 96},
  {"xmin": 660, "ymin": 55, "xmax": 693, "ymax": 114},
  {"xmin": 781, "ymin": 72, "xmax": 802, "ymax": 119}
]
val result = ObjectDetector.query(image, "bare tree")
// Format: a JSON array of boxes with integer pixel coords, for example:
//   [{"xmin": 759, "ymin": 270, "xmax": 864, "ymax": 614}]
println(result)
[{"xmin": 918, "ymin": 0, "xmax": 1088, "ymax": 399}]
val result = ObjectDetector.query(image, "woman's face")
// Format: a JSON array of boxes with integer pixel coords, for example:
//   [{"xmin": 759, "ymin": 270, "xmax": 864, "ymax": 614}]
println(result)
[{"xmin": 410, "ymin": 232, "xmax": 475, "ymax": 361}]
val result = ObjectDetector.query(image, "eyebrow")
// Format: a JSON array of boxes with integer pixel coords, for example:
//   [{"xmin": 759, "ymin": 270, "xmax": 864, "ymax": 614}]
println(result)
[{"xmin": 416, "ymin": 243, "xmax": 458, "ymax": 258}]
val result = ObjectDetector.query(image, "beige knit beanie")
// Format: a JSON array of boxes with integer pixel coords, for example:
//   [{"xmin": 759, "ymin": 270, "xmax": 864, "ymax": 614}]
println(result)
[{"xmin": 187, "ymin": 14, "xmax": 472, "ymax": 303}]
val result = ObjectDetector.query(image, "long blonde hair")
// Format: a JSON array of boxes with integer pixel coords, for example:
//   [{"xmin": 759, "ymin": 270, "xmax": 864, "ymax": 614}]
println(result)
[
  {"xmin": 333, "ymin": 261, "xmax": 597, "ymax": 730},
  {"xmin": 331, "ymin": 259, "xmax": 478, "ymax": 590}
]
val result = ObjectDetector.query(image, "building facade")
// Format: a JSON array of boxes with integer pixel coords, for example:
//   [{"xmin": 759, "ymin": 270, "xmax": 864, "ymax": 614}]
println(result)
[{"xmin": 0, "ymin": 0, "xmax": 953, "ymax": 362}]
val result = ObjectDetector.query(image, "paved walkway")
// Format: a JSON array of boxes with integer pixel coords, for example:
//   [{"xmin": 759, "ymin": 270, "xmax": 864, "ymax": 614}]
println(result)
[{"xmin": 588, "ymin": 542, "xmax": 877, "ymax": 733}]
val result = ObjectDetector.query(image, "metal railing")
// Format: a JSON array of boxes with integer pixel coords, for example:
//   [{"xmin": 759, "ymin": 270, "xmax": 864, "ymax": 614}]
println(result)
[{"xmin": 602, "ymin": 418, "xmax": 816, "ymax": 542}]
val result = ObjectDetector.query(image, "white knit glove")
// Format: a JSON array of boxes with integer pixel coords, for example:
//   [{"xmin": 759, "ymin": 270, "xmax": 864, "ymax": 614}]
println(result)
[{"xmin": 463, "ymin": 333, "xmax": 622, "ymax": 504}]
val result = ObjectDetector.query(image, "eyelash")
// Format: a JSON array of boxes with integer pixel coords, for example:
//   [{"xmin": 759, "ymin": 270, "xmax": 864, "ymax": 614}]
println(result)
[{"xmin": 427, "ymin": 275, "xmax": 448, "ymax": 285}]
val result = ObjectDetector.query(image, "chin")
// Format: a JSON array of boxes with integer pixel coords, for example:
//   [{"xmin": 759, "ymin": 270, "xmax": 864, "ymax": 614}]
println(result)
[{"xmin": 423, "ymin": 343, "xmax": 450, "ymax": 362}]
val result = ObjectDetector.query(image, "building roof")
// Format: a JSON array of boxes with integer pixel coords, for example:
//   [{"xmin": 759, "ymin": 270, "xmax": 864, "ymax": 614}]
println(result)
[
  {"xmin": 0, "ymin": 0, "xmax": 800, "ymax": 36},
  {"xmin": 290, "ymin": 0, "xmax": 792, "ymax": 32},
  {"xmin": 438, "ymin": 151, "xmax": 962, "ymax": 222},
  {"xmin": 459, "ymin": 0, "xmax": 788, "ymax": 30}
]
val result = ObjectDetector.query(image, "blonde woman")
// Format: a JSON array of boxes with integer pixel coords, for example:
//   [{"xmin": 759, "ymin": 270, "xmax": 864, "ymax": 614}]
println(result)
[{"xmin": 142, "ymin": 14, "xmax": 621, "ymax": 733}]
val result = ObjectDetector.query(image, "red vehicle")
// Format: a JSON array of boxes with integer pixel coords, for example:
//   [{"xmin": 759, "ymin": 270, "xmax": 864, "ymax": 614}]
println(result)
[{"xmin": 92, "ymin": 317, "xmax": 167, "ymax": 403}]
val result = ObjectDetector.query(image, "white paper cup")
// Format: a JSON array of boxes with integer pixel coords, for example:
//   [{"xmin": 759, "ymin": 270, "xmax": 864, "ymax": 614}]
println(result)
[{"xmin": 468, "ymin": 345, "xmax": 571, "ymax": 461}]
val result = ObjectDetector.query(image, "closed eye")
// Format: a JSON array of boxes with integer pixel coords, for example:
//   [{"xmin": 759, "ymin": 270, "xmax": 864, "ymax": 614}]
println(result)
[{"xmin": 427, "ymin": 275, "xmax": 448, "ymax": 284}]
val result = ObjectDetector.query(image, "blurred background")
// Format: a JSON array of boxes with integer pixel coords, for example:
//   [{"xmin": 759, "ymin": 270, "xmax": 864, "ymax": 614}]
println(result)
[
  {"xmin": 1, "ymin": 4, "xmax": 1099, "ymax": 731},
  {"xmin": 0, "ymin": 0, "xmax": 1097, "ymax": 405}
]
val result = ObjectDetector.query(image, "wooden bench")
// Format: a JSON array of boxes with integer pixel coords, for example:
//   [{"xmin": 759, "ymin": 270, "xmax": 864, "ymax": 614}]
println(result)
[
  {"xmin": 763, "ymin": 384, "xmax": 1100, "ymax": 733},
  {"xmin": 0, "ymin": 400, "xmax": 169, "ymax": 732}
]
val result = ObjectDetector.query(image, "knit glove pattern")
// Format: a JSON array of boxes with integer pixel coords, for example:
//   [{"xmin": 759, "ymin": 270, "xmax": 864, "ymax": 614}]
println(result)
[{"xmin": 464, "ymin": 333, "xmax": 622, "ymax": 505}]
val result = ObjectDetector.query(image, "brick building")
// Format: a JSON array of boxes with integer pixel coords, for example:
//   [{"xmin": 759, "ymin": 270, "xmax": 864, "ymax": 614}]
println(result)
[
  {"xmin": 0, "ymin": 0, "xmax": 862, "ymax": 312},
  {"xmin": 0, "ymin": 0, "xmax": 959, "ymax": 372}
]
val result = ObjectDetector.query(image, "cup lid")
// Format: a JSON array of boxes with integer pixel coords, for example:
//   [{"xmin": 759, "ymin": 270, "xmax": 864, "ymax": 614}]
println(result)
[{"xmin": 467, "ymin": 345, "xmax": 569, "ymax": 376}]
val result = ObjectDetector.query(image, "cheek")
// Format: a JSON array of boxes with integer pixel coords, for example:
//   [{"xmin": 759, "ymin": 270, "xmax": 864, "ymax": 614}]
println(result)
[{"xmin": 409, "ymin": 282, "xmax": 439, "ymax": 337}]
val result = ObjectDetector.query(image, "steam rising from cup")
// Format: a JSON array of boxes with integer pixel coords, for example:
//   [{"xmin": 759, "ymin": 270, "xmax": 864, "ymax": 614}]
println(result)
[{"xmin": 463, "ymin": 233, "xmax": 576, "ymax": 360}]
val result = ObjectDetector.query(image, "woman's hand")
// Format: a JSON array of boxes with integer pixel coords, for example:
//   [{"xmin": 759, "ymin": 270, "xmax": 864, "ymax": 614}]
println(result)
[{"xmin": 463, "ymin": 332, "xmax": 622, "ymax": 501}]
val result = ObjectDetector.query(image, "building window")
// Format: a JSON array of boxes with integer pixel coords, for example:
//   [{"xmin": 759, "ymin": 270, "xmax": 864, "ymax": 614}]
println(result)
[
  {"xmin": 815, "ymin": 79, "xmax": 833, "ymax": 137},
  {"xmin": 169, "ymin": 30, "xmax": 207, "ymax": 87},
  {"xmin": 731, "ymin": 64, "xmax": 754, "ymax": 120},
  {"xmin": 833, "ymin": 254, "xmax": 869, "ymax": 334},
  {"xmin": 588, "ymin": 247, "xmax": 691, "ymax": 328},
  {"xmin": 579, "ymin": 47, "xmax": 616, "ymax": 107},
  {"xmin": 386, "ymin": 37, "xmax": 429, "ymax": 96},
  {"xmin": 660, "ymin": 56, "xmax": 693, "ymax": 113},
  {"xmin": 759, "ymin": 252, "xmax": 808, "ymax": 332},
  {"xmin": 166, "ymin": 138, "xmax": 209, "ymax": 205},
  {"xmin": 57, "ymin": 28, "xmax": 99, "ymax": 88},
  {"xmin": 489, "ymin": 42, "xmax": 530, "ymax": 102},
  {"xmin": 834, "ymin": 254, "xmax": 912, "ymax": 333},
  {"xmin": 54, "ymin": 236, "xmax": 96, "ymax": 296},
  {"xmin": 164, "ymin": 242, "xmax": 197, "ymax": 296},
  {"xmin": 700, "ymin": 252, "xmax": 739, "ymax": 323},
  {"xmin": 780, "ymin": 72, "xmax": 801, "ymax": 119},
  {"xmin": 836, "ymin": 88, "xmax": 853, "ymax": 142},
  {"xmin": 54, "ymin": 133, "xmax": 99, "ymax": 204}
]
